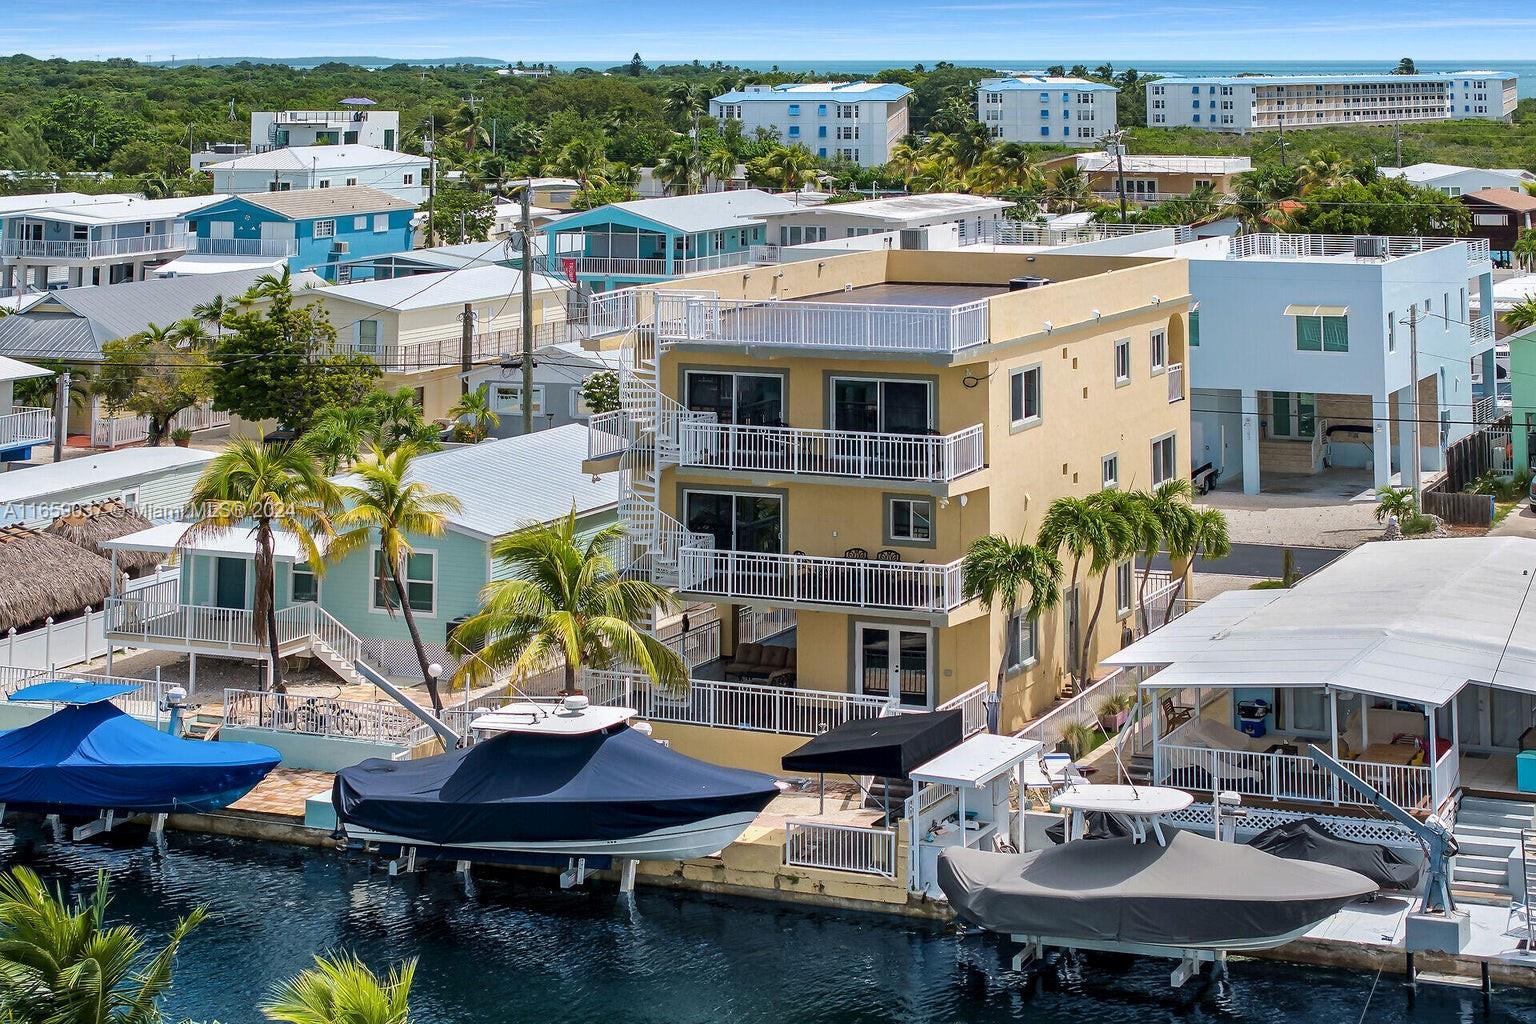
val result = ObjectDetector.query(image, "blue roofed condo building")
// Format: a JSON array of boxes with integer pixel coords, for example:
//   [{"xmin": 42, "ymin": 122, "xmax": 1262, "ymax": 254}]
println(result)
[
  {"xmin": 710, "ymin": 82, "xmax": 912, "ymax": 165},
  {"xmin": 539, "ymin": 189, "xmax": 801, "ymax": 292},
  {"xmin": 1147, "ymin": 70, "xmax": 1518, "ymax": 131},
  {"xmin": 977, "ymin": 75, "xmax": 1118, "ymax": 145},
  {"xmin": 182, "ymin": 186, "xmax": 417, "ymax": 283}
]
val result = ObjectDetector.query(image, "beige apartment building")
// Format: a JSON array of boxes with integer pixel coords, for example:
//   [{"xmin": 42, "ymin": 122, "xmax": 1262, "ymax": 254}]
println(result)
[{"xmin": 587, "ymin": 248, "xmax": 1191, "ymax": 734}]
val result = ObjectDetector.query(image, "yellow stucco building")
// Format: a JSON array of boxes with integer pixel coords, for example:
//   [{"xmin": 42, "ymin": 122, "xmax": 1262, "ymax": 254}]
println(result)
[{"xmin": 588, "ymin": 247, "xmax": 1191, "ymax": 734}]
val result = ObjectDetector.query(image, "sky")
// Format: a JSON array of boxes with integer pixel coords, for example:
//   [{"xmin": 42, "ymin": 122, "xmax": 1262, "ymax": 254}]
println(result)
[{"xmin": 7, "ymin": 0, "xmax": 1536, "ymax": 63}]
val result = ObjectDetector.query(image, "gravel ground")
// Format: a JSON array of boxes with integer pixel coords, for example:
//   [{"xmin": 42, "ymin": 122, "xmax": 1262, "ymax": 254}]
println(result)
[{"xmin": 1198, "ymin": 489, "xmax": 1383, "ymax": 549}]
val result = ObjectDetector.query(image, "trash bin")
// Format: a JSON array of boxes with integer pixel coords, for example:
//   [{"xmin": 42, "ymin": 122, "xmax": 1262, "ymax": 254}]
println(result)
[{"xmin": 1236, "ymin": 698, "xmax": 1272, "ymax": 739}]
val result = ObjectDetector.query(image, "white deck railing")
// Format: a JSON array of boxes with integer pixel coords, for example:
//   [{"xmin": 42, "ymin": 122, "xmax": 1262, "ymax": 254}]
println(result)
[
  {"xmin": 1225, "ymin": 234, "xmax": 1490, "ymax": 264},
  {"xmin": 653, "ymin": 292, "xmax": 990, "ymax": 354},
  {"xmin": 1157, "ymin": 742, "xmax": 1435, "ymax": 811},
  {"xmin": 740, "ymin": 606, "xmax": 796, "ymax": 644},
  {"xmin": 92, "ymin": 402, "xmax": 231, "ymax": 449},
  {"xmin": 1166, "ymin": 362, "xmax": 1184, "ymax": 403},
  {"xmin": 677, "ymin": 548, "xmax": 967, "ymax": 613},
  {"xmin": 1, "ymin": 232, "xmax": 190, "ymax": 260},
  {"xmin": 192, "ymin": 237, "xmax": 300, "ymax": 257},
  {"xmin": 785, "ymin": 819, "xmax": 898, "ymax": 878},
  {"xmin": 584, "ymin": 669, "xmax": 888, "ymax": 736},
  {"xmin": 1017, "ymin": 666, "xmax": 1144, "ymax": 752},
  {"xmin": 964, "ymin": 221, "xmax": 1194, "ymax": 247},
  {"xmin": 331, "ymin": 321, "xmax": 587, "ymax": 372},
  {"xmin": 678, "ymin": 421, "xmax": 985, "ymax": 482},
  {"xmin": 222, "ymin": 688, "xmax": 423, "ymax": 744},
  {"xmin": 934, "ymin": 682, "xmax": 991, "ymax": 738},
  {"xmin": 0, "ymin": 406, "xmax": 53, "ymax": 448},
  {"xmin": 104, "ymin": 598, "xmax": 316, "ymax": 652},
  {"xmin": 658, "ymin": 619, "xmax": 721, "ymax": 670}
]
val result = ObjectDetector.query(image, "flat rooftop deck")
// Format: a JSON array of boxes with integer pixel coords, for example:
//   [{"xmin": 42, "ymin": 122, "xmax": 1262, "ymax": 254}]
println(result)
[{"xmin": 790, "ymin": 282, "xmax": 1009, "ymax": 307}]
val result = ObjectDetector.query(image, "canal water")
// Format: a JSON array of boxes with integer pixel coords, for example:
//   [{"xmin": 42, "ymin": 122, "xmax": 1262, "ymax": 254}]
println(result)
[{"xmin": 3, "ymin": 825, "xmax": 1535, "ymax": 1023}]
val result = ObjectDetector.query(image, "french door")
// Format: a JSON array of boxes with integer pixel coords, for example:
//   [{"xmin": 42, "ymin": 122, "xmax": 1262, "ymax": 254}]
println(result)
[
  {"xmin": 856, "ymin": 623, "xmax": 933, "ymax": 708},
  {"xmin": 1270, "ymin": 391, "xmax": 1316, "ymax": 439}
]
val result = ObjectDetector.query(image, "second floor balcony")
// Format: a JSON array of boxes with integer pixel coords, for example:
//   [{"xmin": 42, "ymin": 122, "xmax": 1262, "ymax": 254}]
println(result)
[
  {"xmin": 677, "ymin": 421, "xmax": 986, "ymax": 483},
  {"xmin": 1, "ymin": 231, "xmax": 190, "ymax": 262},
  {"xmin": 193, "ymin": 236, "xmax": 300, "ymax": 258},
  {"xmin": 677, "ymin": 547, "xmax": 967, "ymax": 615},
  {"xmin": 330, "ymin": 321, "xmax": 589, "ymax": 373},
  {"xmin": 0, "ymin": 406, "xmax": 53, "ymax": 449}
]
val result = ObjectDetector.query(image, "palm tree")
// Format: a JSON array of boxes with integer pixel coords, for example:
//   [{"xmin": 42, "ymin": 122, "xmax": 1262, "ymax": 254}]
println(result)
[
  {"xmin": 1295, "ymin": 149, "xmax": 1352, "ymax": 194},
  {"xmin": 451, "ymin": 103, "xmax": 489, "ymax": 154},
  {"xmin": 1094, "ymin": 63, "xmax": 1115, "ymax": 80},
  {"xmin": 546, "ymin": 138, "xmax": 609, "ymax": 192},
  {"xmin": 252, "ymin": 265, "xmax": 295, "ymax": 308},
  {"xmin": 1038, "ymin": 492, "xmax": 1135, "ymax": 693},
  {"xmin": 961, "ymin": 535, "xmax": 1062, "ymax": 723},
  {"xmin": 0, "ymin": 866, "xmax": 206, "ymax": 1024},
  {"xmin": 1393, "ymin": 57, "xmax": 1417, "ymax": 76},
  {"xmin": 263, "ymin": 954, "xmax": 415, "ymax": 1024},
  {"xmin": 332, "ymin": 444, "xmax": 462, "ymax": 713},
  {"xmin": 1505, "ymin": 295, "xmax": 1536, "ymax": 331},
  {"xmin": 367, "ymin": 387, "xmax": 439, "ymax": 451},
  {"xmin": 446, "ymin": 387, "xmax": 499, "ymax": 442},
  {"xmin": 1374, "ymin": 484, "xmax": 1417, "ymax": 524},
  {"xmin": 653, "ymin": 142, "xmax": 699, "ymax": 196},
  {"xmin": 1130, "ymin": 480, "xmax": 1197, "ymax": 635},
  {"xmin": 702, "ymin": 147, "xmax": 737, "ymax": 191},
  {"xmin": 1160, "ymin": 506, "xmax": 1231, "ymax": 624},
  {"xmin": 1048, "ymin": 166, "xmax": 1096, "ymax": 213},
  {"xmin": 170, "ymin": 317, "xmax": 209, "ymax": 348},
  {"xmin": 1514, "ymin": 229, "xmax": 1536, "ymax": 273},
  {"xmin": 761, "ymin": 145, "xmax": 819, "ymax": 195},
  {"xmin": 886, "ymin": 140, "xmax": 924, "ymax": 187},
  {"xmin": 191, "ymin": 293, "xmax": 230, "ymax": 344},
  {"xmin": 183, "ymin": 439, "xmax": 338, "ymax": 692},
  {"xmin": 305, "ymin": 404, "xmax": 377, "ymax": 474},
  {"xmin": 449, "ymin": 510, "xmax": 685, "ymax": 695}
]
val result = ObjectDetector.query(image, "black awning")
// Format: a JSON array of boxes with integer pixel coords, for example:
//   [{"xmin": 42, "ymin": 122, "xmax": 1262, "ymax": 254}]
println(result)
[{"xmin": 781, "ymin": 709, "xmax": 963, "ymax": 779}]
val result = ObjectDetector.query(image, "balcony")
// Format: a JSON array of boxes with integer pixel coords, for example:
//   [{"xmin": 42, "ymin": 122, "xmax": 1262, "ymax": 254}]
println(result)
[
  {"xmin": 560, "ymin": 251, "xmax": 756, "ymax": 279},
  {"xmin": 1166, "ymin": 362, "xmax": 1184, "ymax": 403},
  {"xmin": 677, "ymin": 548, "xmax": 967, "ymax": 614},
  {"xmin": 0, "ymin": 407, "xmax": 53, "ymax": 450},
  {"xmin": 193, "ymin": 237, "xmax": 300, "ymax": 258},
  {"xmin": 654, "ymin": 291, "xmax": 991, "ymax": 355},
  {"xmin": 1, "ymin": 231, "xmax": 190, "ymax": 262},
  {"xmin": 677, "ymin": 421, "xmax": 985, "ymax": 483},
  {"xmin": 104, "ymin": 598, "xmax": 315, "ymax": 656},
  {"xmin": 1225, "ymin": 234, "xmax": 1490, "ymax": 265},
  {"xmin": 331, "ymin": 321, "xmax": 589, "ymax": 372},
  {"xmin": 274, "ymin": 110, "xmax": 368, "ymax": 125}
]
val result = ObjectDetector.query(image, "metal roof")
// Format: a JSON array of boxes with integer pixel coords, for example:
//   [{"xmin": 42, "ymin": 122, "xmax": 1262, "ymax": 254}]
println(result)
[
  {"xmin": 209, "ymin": 185, "xmax": 416, "ymax": 221},
  {"xmin": 714, "ymin": 81, "xmax": 911, "ymax": 103},
  {"xmin": 317, "ymin": 265, "xmax": 564, "ymax": 312},
  {"xmin": 1106, "ymin": 538, "xmax": 1536, "ymax": 707},
  {"xmin": 103, "ymin": 521, "xmax": 319, "ymax": 562},
  {"xmin": 0, "ymin": 447, "xmax": 215, "ymax": 508},
  {"xmin": 776, "ymin": 192, "xmax": 1012, "ymax": 225},
  {"xmin": 1153, "ymin": 70, "xmax": 1515, "ymax": 87},
  {"xmin": 8, "ymin": 195, "xmax": 226, "ymax": 226},
  {"xmin": 574, "ymin": 189, "xmax": 802, "ymax": 234},
  {"xmin": 1380, "ymin": 162, "xmax": 1534, "ymax": 185},
  {"xmin": 208, "ymin": 145, "xmax": 428, "ymax": 173},
  {"xmin": 979, "ymin": 76, "xmax": 1116, "ymax": 93}
]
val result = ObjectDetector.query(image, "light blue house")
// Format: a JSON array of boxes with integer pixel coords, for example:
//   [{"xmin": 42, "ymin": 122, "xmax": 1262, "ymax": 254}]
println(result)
[
  {"xmin": 540, "ymin": 190, "xmax": 800, "ymax": 292},
  {"xmin": 102, "ymin": 424, "xmax": 619, "ymax": 685},
  {"xmin": 184, "ymin": 186, "xmax": 417, "ymax": 284}
]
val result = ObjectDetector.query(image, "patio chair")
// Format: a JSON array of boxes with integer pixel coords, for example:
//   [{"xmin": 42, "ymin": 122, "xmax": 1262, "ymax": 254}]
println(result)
[
  {"xmin": 843, "ymin": 547, "xmax": 868, "ymax": 560},
  {"xmin": 1160, "ymin": 696, "xmax": 1194, "ymax": 731},
  {"xmin": 874, "ymin": 549, "xmax": 902, "ymax": 562}
]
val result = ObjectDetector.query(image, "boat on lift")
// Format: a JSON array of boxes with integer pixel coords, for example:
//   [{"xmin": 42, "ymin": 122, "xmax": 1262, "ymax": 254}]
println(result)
[{"xmin": 332, "ymin": 696, "xmax": 781, "ymax": 866}]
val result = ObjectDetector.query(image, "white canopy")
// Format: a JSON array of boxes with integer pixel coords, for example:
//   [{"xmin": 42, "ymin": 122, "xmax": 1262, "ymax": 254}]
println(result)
[
  {"xmin": 910, "ymin": 734, "xmax": 1041, "ymax": 788},
  {"xmin": 102, "ymin": 522, "xmax": 320, "ymax": 563},
  {"xmin": 1106, "ymin": 538, "xmax": 1536, "ymax": 708}
]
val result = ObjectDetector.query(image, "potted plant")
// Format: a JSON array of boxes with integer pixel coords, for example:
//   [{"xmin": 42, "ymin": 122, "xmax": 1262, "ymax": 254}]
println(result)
[
  {"xmin": 1095, "ymin": 692, "xmax": 1134, "ymax": 733},
  {"xmin": 170, "ymin": 426, "xmax": 193, "ymax": 448},
  {"xmin": 1060, "ymin": 721, "xmax": 1102, "ymax": 760}
]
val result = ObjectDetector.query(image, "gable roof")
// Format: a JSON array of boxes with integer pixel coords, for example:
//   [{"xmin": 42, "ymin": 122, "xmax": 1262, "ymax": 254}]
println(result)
[
  {"xmin": 209, "ymin": 145, "xmax": 428, "ymax": 173},
  {"xmin": 15, "ymin": 194, "xmax": 226, "ymax": 227},
  {"xmin": 1381, "ymin": 162, "xmax": 1533, "ymax": 185},
  {"xmin": 563, "ymin": 189, "xmax": 800, "ymax": 234},
  {"xmin": 207, "ymin": 185, "xmax": 415, "ymax": 221},
  {"xmin": 336, "ymin": 423, "xmax": 618, "ymax": 540},
  {"xmin": 714, "ymin": 82, "xmax": 911, "ymax": 103},
  {"xmin": 1464, "ymin": 188, "xmax": 1536, "ymax": 213},
  {"xmin": 316, "ymin": 265, "xmax": 565, "ymax": 312}
]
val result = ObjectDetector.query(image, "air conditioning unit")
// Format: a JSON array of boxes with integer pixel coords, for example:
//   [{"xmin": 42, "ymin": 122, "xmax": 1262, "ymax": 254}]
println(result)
[
  {"xmin": 331, "ymin": 240, "xmax": 350, "ymax": 255},
  {"xmin": 898, "ymin": 228, "xmax": 926, "ymax": 251},
  {"xmin": 1354, "ymin": 236, "xmax": 1388, "ymax": 259}
]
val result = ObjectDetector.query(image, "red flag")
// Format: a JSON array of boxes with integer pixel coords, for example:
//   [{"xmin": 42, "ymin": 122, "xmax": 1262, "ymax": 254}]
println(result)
[{"xmin": 561, "ymin": 258, "xmax": 578, "ymax": 284}]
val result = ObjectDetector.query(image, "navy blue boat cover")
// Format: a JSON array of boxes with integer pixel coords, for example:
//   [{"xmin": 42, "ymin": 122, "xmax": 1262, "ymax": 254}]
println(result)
[
  {"xmin": 0, "ymin": 701, "xmax": 280, "ymax": 814},
  {"xmin": 333, "ymin": 724, "xmax": 781, "ymax": 845}
]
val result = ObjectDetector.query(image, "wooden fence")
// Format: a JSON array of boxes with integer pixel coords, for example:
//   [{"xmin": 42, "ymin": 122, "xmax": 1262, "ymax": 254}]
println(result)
[{"xmin": 1422, "ymin": 483, "xmax": 1494, "ymax": 527}]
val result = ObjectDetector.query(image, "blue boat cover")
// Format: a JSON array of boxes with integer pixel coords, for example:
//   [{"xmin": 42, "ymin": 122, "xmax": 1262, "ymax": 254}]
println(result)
[
  {"xmin": 10, "ymin": 681, "xmax": 141, "ymax": 705},
  {"xmin": 333, "ymin": 724, "xmax": 780, "ymax": 846},
  {"xmin": 0, "ymin": 702, "xmax": 280, "ymax": 814}
]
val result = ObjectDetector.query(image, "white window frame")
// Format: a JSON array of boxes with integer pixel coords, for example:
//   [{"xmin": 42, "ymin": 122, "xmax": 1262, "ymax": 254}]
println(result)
[
  {"xmin": 313, "ymin": 219, "xmax": 336, "ymax": 239},
  {"xmin": 1151, "ymin": 432, "xmax": 1177, "ymax": 486},
  {"xmin": 291, "ymin": 563, "xmax": 320, "ymax": 604},
  {"xmin": 1005, "ymin": 610, "xmax": 1038, "ymax": 671},
  {"xmin": 373, "ymin": 214, "xmax": 389, "ymax": 233},
  {"xmin": 1114, "ymin": 338, "xmax": 1131, "ymax": 384},
  {"xmin": 492, "ymin": 383, "xmax": 544, "ymax": 416},
  {"xmin": 1150, "ymin": 329, "xmax": 1167, "ymax": 372},
  {"xmin": 370, "ymin": 547, "xmax": 437, "ymax": 617},
  {"xmin": 353, "ymin": 216, "xmax": 368, "ymax": 230},
  {"xmin": 1102, "ymin": 453, "xmax": 1119, "ymax": 489},
  {"xmin": 1009, "ymin": 364, "xmax": 1042, "ymax": 431},
  {"xmin": 887, "ymin": 496, "xmax": 934, "ymax": 544},
  {"xmin": 1115, "ymin": 560, "xmax": 1133, "ymax": 618},
  {"xmin": 403, "ymin": 173, "xmax": 415, "ymax": 186},
  {"xmin": 356, "ymin": 319, "xmax": 380, "ymax": 354}
]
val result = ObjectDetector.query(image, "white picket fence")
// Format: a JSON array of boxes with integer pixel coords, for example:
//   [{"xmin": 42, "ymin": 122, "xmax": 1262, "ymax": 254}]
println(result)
[
  {"xmin": 0, "ymin": 568, "xmax": 179, "ymax": 671},
  {"xmin": 784, "ymin": 819, "xmax": 899, "ymax": 878},
  {"xmin": 92, "ymin": 403, "xmax": 232, "ymax": 449}
]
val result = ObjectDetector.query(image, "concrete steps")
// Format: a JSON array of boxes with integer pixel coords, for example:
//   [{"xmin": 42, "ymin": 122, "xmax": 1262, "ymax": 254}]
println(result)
[
  {"xmin": 184, "ymin": 712, "xmax": 222, "ymax": 741},
  {"xmin": 1449, "ymin": 796, "xmax": 1536, "ymax": 905}
]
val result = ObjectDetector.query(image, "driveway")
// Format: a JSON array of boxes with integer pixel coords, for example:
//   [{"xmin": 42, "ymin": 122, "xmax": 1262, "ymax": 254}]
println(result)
[{"xmin": 1154, "ymin": 543, "xmax": 1346, "ymax": 579}]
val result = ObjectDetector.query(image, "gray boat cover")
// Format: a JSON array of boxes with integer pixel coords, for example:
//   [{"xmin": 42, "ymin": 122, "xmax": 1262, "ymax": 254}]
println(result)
[
  {"xmin": 1248, "ymin": 818, "xmax": 1422, "ymax": 892},
  {"xmin": 938, "ymin": 831, "xmax": 1377, "ymax": 948}
]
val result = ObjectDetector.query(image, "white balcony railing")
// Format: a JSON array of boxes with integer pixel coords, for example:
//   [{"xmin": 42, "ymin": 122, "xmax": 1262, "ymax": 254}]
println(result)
[
  {"xmin": 785, "ymin": 819, "xmax": 899, "ymax": 878},
  {"xmin": 1157, "ymin": 742, "xmax": 1435, "ymax": 811},
  {"xmin": 222, "ymin": 688, "xmax": 423, "ymax": 744},
  {"xmin": 561, "ymin": 251, "xmax": 755, "ymax": 278},
  {"xmin": 1166, "ymin": 362, "xmax": 1185, "ymax": 403},
  {"xmin": 0, "ymin": 406, "xmax": 53, "ymax": 448},
  {"xmin": 678, "ymin": 548, "xmax": 967, "ymax": 613},
  {"xmin": 654, "ymin": 292, "xmax": 990, "ymax": 354},
  {"xmin": 583, "ymin": 669, "xmax": 889, "ymax": 736},
  {"xmin": 678, "ymin": 422, "xmax": 985, "ymax": 482},
  {"xmin": 274, "ymin": 110, "xmax": 367, "ymax": 124},
  {"xmin": 104, "ymin": 598, "xmax": 313, "ymax": 652},
  {"xmin": 193, "ymin": 237, "xmax": 300, "ymax": 257},
  {"xmin": 934, "ymin": 681, "xmax": 991, "ymax": 738},
  {"xmin": 962, "ymin": 221, "xmax": 1194, "ymax": 247},
  {"xmin": 92, "ymin": 402, "xmax": 230, "ymax": 449},
  {"xmin": 1225, "ymin": 234, "xmax": 1490, "ymax": 264},
  {"xmin": 332, "ymin": 321, "xmax": 587, "ymax": 372},
  {"xmin": 1, "ymin": 231, "xmax": 190, "ymax": 261}
]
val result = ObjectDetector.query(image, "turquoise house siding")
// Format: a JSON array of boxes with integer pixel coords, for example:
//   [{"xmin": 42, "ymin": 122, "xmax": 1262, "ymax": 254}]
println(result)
[
  {"xmin": 187, "ymin": 196, "xmax": 414, "ymax": 283},
  {"xmin": 540, "ymin": 206, "xmax": 766, "ymax": 290}
]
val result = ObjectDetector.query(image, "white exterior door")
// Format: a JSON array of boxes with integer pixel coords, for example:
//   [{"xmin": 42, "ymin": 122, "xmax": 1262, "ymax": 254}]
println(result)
[{"xmin": 856, "ymin": 623, "xmax": 933, "ymax": 708}]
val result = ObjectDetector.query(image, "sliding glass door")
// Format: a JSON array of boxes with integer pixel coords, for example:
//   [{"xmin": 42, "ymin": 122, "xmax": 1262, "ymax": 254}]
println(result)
[
  {"xmin": 683, "ymin": 491, "xmax": 783, "ymax": 553},
  {"xmin": 831, "ymin": 378, "xmax": 933, "ymax": 435},
  {"xmin": 684, "ymin": 371, "xmax": 784, "ymax": 426}
]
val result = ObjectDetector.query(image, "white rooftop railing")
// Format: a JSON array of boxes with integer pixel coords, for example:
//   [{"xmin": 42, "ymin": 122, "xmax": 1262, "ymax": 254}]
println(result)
[
  {"xmin": 654, "ymin": 292, "xmax": 990, "ymax": 354},
  {"xmin": 1225, "ymin": 234, "xmax": 1490, "ymax": 263}
]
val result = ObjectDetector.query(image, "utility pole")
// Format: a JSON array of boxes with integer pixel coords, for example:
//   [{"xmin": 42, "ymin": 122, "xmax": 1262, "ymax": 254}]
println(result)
[
  {"xmin": 519, "ymin": 182, "xmax": 536, "ymax": 436},
  {"xmin": 1404, "ymin": 305, "xmax": 1423, "ymax": 510},
  {"xmin": 52, "ymin": 372, "xmax": 70, "ymax": 463},
  {"xmin": 1394, "ymin": 121, "xmax": 1402, "ymax": 168},
  {"xmin": 1277, "ymin": 115, "xmax": 1288, "ymax": 166},
  {"xmin": 1109, "ymin": 129, "xmax": 1129, "ymax": 224},
  {"xmin": 459, "ymin": 303, "xmax": 474, "ymax": 396},
  {"xmin": 424, "ymin": 120, "xmax": 437, "ymax": 247}
]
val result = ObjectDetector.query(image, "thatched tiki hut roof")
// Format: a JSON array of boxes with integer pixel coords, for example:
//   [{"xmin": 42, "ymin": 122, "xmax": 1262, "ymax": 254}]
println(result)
[
  {"xmin": 45, "ymin": 500, "xmax": 160, "ymax": 577},
  {"xmin": 0, "ymin": 525, "xmax": 121, "ymax": 634}
]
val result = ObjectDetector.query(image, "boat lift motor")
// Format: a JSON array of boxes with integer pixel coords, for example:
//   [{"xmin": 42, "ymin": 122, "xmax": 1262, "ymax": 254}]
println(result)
[
  {"xmin": 1305, "ymin": 747, "xmax": 1468, "ymax": 953},
  {"xmin": 158, "ymin": 685, "xmax": 188, "ymax": 737}
]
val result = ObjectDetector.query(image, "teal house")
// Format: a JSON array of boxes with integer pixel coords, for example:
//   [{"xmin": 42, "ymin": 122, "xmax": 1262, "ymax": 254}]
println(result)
[
  {"xmin": 103, "ymin": 424, "xmax": 619, "ymax": 685},
  {"xmin": 540, "ymin": 189, "xmax": 800, "ymax": 291},
  {"xmin": 1509, "ymin": 326, "xmax": 1536, "ymax": 472},
  {"xmin": 185, "ymin": 185, "xmax": 417, "ymax": 284}
]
